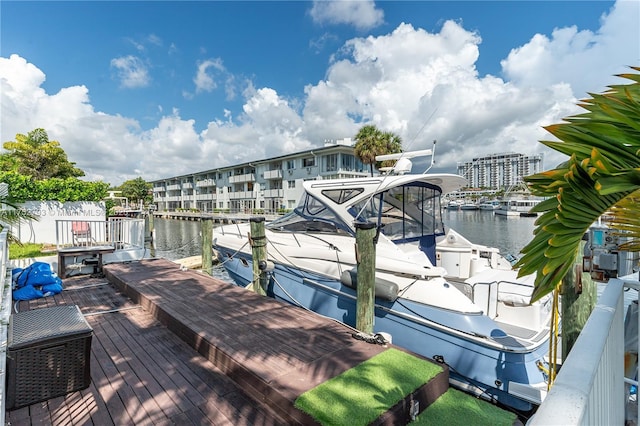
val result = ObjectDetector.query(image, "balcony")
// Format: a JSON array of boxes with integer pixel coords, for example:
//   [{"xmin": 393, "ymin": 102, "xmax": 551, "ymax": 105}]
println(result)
[
  {"xmin": 264, "ymin": 169, "xmax": 283, "ymax": 180},
  {"xmin": 196, "ymin": 179, "xmax": 216, "ymax": 188},
  {"xmin": 229, "ymin": 173, "xmax": 255, "ymax": 184},
  {"xmin": 228, "ymin": 191, "xmax": 253, "ymax": 199},
  {"xmin": 263, "ymin": 189, "xmax": 283, "ymax": 198},
  {"xmin": 181, "ymin": 182, "xmax": 194, "ymax": 189},
  {"xmin": 195, "ymin": 193, "xmax": 217, "ymax": 201},
  {"xmin": 167, "ymin": 184, "xmax": 181, "ymax": 190}
]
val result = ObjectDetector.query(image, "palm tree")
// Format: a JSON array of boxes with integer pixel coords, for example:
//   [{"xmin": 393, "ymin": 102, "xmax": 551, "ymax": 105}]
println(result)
[
  {"xmin": 0, "ymin": 194, "xmax": 36, "ymax": 244},
  {"xmin": 354, "ymin": 125, "xmax": 403, "ymax": 176},
  {"xmin": 515, "ymin": 67, "xmax": 640, "ymax": 303}
]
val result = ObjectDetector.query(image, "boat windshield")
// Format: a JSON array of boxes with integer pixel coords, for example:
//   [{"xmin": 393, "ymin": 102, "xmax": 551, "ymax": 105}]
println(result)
[
  {"xmin": 266, "ymin": 192, "xmax": 353, "ymax": 235},
  {"xmin": 350, "ymin": 182, "xmax": 444, "ymax": 242}
]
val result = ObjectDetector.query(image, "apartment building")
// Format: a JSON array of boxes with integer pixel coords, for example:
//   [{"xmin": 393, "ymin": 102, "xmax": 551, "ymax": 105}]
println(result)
[
  {"xmin": 456, "ymin": 152, "xmax": 543, "ymax": 190},
  {"xmin": 151, "ymin": 139, "xmax": 366, "ymax": 213}
]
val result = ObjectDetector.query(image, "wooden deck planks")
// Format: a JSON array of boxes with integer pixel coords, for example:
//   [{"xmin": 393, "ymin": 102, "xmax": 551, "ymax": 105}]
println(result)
[
  {"xmin": 6, "ymin": 258, "xmax": 444, "ymax": 425},
  {"xmin": 6, "ymin": 274, "xmax": 283, "ymax": 425},
  {"xmin": 103, "ymin": 258, "xmax": 393, "ymax": 424}
]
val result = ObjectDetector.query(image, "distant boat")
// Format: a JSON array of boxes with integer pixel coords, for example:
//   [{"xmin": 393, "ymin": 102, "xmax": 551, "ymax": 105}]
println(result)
[
  {"xmin": 446, "ymin": 200, "xmax": 461, "ymax": 210},
  {"xmin": 495, "ymin": 198, "xmax": 541, "ymax": 217},
  {"xmin": 478, "ymin": 200, "xmax": 500, "ymax": 211},
  {"xmin": 460, "ymin": 202, "xmax": 479, "ymax": 211}
]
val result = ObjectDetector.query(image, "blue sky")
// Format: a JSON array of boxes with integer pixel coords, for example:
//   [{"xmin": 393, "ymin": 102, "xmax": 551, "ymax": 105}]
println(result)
[{"xmin": 1, "ymin": 1, "xmax": 638, "ymax": 185}]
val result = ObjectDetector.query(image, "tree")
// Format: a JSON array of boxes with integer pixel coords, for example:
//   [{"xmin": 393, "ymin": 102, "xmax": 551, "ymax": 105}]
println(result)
[
  {"xmin": 2, "ymin": 128, "xmax": 84, "ymax": 180},
  {"xmin": 0, "ymin": 172, "xmax": 109, "ymax": 202},
  {"xmin": 0, "ymin": 190, "xmax": 36, "ymax": 244},
  {"xmin": 117, "ymin": 177, "xmax": 152, "ymax": 206},
  {"xmin": 354, "ymin": 125, "xmax": 402, "ymax": 176},
  {"xmin": 515, "ymin": 67, "xmax": 640, "ymax": 303}
]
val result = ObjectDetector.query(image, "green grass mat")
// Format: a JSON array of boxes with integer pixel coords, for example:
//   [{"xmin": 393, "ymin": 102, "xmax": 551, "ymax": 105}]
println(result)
[
  {"xmin": 412, "ymin": 388, "xmax": 517, "ymax": 426},
  {"xmin": 294, "ymin": 348, "xmax": 443, "ymax": 425}
]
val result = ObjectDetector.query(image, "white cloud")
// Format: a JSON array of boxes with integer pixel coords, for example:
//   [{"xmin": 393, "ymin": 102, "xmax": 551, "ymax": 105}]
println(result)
[
  {"xmin": 309, "ymin": 32, "xmax": 339, "ymax": 54},
  {"xmin": 310, "ymin": 0, "xmax": 384, "ymax": 30},
  {"xmin": 501, "ymin": 0, "xmax": 639, "ymax": 96},
  {"xmin": 194, "ymin": 58, "xmax": 225, "ymax": 94},
  {"xmin": 147, "ymin": 34, "xmax": 162, "ymax": 47},
  {"xmin": 1, "ymin": 0, "xmax": 637, "ymax": 186},
  {"xmin": 110, "ymin": 55, "xmax": 150, "ymax": 88}
]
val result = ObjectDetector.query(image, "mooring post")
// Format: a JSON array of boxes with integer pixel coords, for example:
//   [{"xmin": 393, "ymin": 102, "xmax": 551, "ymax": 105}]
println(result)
[
  {"xmin": 201, "ymin": 218, "xmax": 213, "ymax": 276},
  {"xmin": 250, "ymin": 217, "xmax": 267, "ymax": 295},
  {"xmin": 148, "ymin": 211, "xmax": 155, "ymax": 243},
  {"xmin": 355, "ymin": 221, "xmax": 376, "ymax": 334}
]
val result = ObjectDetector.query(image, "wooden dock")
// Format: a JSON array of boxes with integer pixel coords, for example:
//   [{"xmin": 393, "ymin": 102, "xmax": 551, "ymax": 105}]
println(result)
[
  {"xmin": 153, "ymin": 211, "xmax": 280, "ymax": 223},
  {"xmin": 6, "ymin": 258, "xmax": 449, "ymax": 425}
]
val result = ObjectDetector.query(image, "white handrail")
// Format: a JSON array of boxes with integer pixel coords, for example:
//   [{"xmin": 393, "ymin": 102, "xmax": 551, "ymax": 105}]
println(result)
[
  {"xmin": 0, "ymin": 229, "xmax": 11, "ymax": 426},
  {"xmin": 529, "ymin": 278, "xmax": 627, "ymax": 425}
]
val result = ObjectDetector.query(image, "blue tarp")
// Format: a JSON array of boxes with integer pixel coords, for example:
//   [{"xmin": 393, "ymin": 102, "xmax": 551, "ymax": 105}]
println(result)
[{"xmin": 12, "ymin": 262, "xmax": 63, "ymax": 301}]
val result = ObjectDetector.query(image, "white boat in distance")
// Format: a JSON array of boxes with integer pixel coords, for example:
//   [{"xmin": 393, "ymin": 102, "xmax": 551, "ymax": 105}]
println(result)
[
  {"xmin": 213, "ymin": 148, "xmax": 552, "ymax": 413},
  {"xmin": 479, "ymin": 200, "xmax": 501, "ymax": 211},
  {"xmin": 446, "ymin": 200, "xmax": 461, "ymax": 210},
  {"xmin": 460, "ymin": 202, "xmax": 479, "ymax": 211},
  {"xmin": 495, "ymin": 198, "xmax": 541, "ymax": 217}
]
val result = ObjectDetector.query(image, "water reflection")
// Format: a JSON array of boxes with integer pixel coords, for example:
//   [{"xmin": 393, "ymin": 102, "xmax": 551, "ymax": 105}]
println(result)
[
  {"xmin": 149, "ymin": 212, "xmax": 537, "ymax": 269},
  {"xmin": 146, "ymin": 218, "xmax": 232, "ymax": 281},
  {"xmin": 442, "ymin": 209, "xmax": 537, "ymax": 257},
  {"xmin": 148, "ymin": 218, "xmax": 202, "ymax": 260}
]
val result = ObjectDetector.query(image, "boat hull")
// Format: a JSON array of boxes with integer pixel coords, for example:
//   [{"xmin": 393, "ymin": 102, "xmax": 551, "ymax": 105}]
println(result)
[{"xmin": 217, "ymin": 247, "xmax": 549, "ymax": 412}]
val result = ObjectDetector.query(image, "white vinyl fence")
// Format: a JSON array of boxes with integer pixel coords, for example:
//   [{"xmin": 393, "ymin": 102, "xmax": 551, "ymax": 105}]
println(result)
[{"xmin": 529, "ymin": 278, "xmax": 632, "ymax": 425}]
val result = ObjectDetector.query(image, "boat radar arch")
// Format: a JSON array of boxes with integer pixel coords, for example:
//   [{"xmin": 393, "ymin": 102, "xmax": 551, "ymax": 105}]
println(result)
[{"xmin": 376, "ymin": 148, "xmax": 434, "ymax": 175}]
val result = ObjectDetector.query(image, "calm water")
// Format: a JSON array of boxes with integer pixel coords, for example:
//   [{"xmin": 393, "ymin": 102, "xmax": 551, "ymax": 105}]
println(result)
[
  {"xmin": 442, "ymin": 209, "xmax": 537, "ymax": 258},
  {"xmin": 148, "ymin": 216, "xmax": 631, "ymax": 305},
  {"xmin": 147, "ymin": 218, "xmax": 203, "ymax": 260},
  {"xmin": 148, "ymin": 212, "xmax": 537, "ymax": 266},
  {"xmin": 146, "ymin": 218, "xmax": 232, "ymax": 281}
]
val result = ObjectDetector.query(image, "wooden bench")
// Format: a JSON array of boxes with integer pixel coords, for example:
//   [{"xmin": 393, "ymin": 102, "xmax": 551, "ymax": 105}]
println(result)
[{"xmin": 57, "ymin": 246, "xmax": 115, "ymax": 278}]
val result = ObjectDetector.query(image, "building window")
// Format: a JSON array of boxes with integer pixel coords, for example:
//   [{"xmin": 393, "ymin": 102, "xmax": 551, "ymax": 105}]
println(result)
[
  {"xmin": 303, "ymin": 158, "xmax": 315, "ymax": 167},
  {"xmin": 324, "ymin": 154, "xmax": 338, "ymax": 172},
  {"xmin": 287, "ymin": 160, "xmax": 296, "ymax": 170},
  {"xmin": 288, "ymin": 180, "xmax": 296, "ymax": 189},
  {"xmin": 341, "ymin": 154, "xmax": 363, "ymax": 172}
]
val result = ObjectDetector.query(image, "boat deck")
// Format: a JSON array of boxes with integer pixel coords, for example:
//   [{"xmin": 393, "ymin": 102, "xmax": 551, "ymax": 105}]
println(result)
[{"xmin": 6, "ymin": 258, "xmax": 440, "ymax": 425}]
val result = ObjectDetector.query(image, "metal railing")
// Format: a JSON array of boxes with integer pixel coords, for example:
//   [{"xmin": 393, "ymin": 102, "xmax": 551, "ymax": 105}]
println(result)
[
  {"xmin": 55, "ymin": 218, "xmax": 145, "ymax": 250},
  {"xmin": 0, "ymin": 229, "xmax": 10, "ymax": 426},
  {"xmin": 529, "ymin": 278, "xmax": 632, "ymax": 425}
]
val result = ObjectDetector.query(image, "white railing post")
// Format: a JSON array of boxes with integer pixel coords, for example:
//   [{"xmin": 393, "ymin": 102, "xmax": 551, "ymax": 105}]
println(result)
[
  {"xmin": 529, "ymin": 278, "xmax": 625, "ymax": 425},
  {"xmin": 0, "ymin": 229, "xmax": 11, "ymax": 426}
]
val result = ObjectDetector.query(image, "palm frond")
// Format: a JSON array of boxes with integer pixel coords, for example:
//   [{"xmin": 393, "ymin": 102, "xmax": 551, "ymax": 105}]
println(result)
[{"xmin": 516, "ymin": 67, "xmax": 640, "ymax": 302}]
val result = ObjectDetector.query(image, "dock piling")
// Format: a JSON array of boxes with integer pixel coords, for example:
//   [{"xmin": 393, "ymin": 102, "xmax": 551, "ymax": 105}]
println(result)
[
  {"xmin": 201, "ymin": 218, "xmax": 213, "ymax": 275},
  {"xmin": 250, "ymin": 217, "xmax": 267, "ymax": 295},
  {"xmin": 355, "ymin": 221, "xmax": 376, "ymax": 334}
]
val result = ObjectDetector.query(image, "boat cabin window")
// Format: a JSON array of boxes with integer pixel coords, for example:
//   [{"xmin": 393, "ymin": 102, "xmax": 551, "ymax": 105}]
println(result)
[
  {"xmin": 321, "ymin": 188, "xmax": 364, "ymax": 204},
  {"xmin": 350, "ymin": 183, "xmax": 444, "ymax": 242},
  {"xmin": 267, "ymin": 192, "xmax": 352, "ymax": 235}
]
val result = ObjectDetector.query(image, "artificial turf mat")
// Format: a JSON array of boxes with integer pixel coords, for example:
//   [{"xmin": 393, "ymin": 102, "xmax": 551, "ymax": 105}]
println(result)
[
  {"xmin": 412, "ymin": 388, "xmax": 517, "ymax": 426},
  {"xmin": 294, "ymin": 348, "xmax": 443, "ymax": 425}
]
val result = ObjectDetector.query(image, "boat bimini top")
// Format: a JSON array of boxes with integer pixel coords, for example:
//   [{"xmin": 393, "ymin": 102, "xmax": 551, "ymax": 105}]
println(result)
[{"xmin": 267, "ymin": 173, "xmax": 468, "ymax": 245}]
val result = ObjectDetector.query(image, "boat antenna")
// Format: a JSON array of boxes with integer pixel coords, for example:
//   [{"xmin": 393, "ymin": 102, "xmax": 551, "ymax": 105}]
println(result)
[
  {"xmin": 353, "ymin": 107, "xmax": 439, "ymax": 223},
  {"xmin": 422, "ymin": 140, "xmax": 436, "ymax": 174}
]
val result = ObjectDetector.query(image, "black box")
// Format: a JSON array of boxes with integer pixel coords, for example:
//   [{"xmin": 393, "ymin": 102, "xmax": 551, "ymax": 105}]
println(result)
[{"xmin": 7, "ymin": 305, "xmax": 93, "ymax": 410}]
